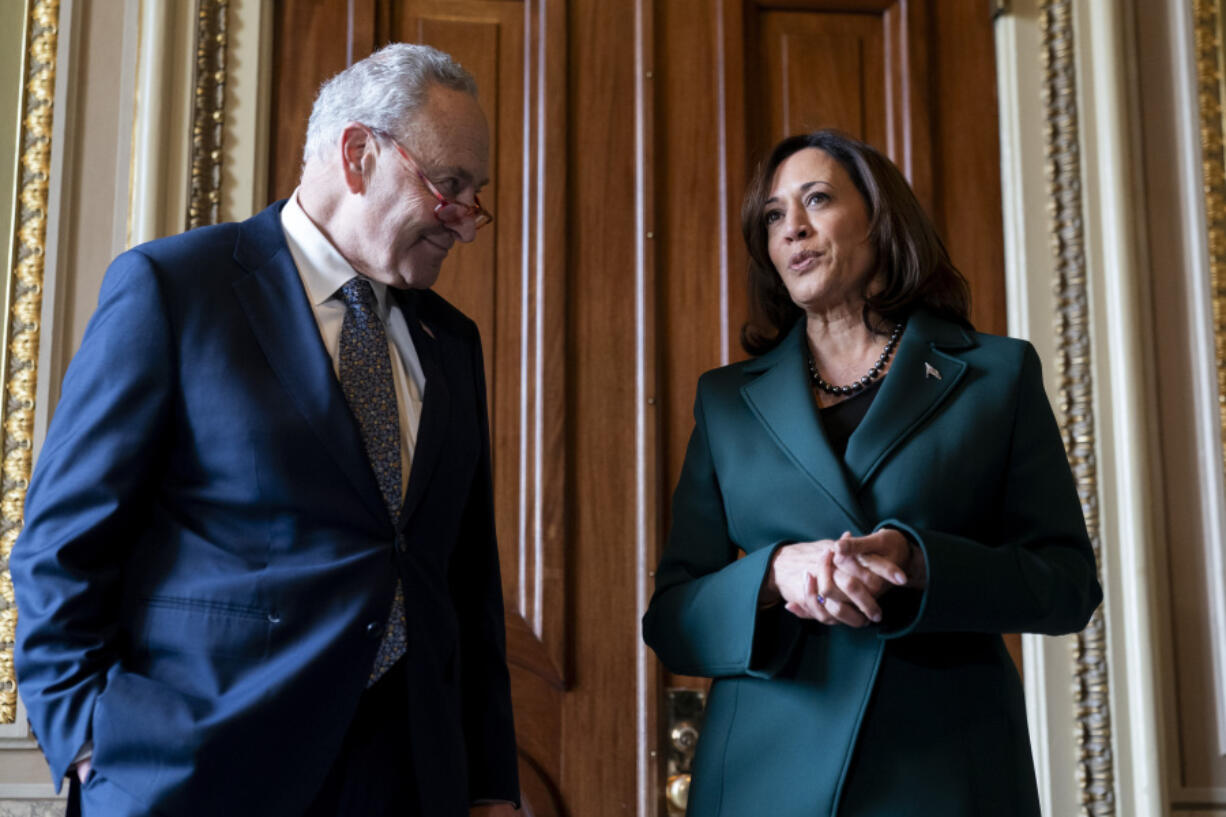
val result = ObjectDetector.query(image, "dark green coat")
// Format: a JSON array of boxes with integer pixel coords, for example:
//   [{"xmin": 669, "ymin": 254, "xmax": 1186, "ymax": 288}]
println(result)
[{"xmin": 642, "ymin": 310, "xmax": 1101, "ymax": 816}]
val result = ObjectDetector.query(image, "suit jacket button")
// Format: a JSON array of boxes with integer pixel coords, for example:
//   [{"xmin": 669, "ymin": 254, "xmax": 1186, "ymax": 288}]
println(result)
[
  {"xmin": 366, "ymin": 621, "xmax": 381, "ymax": 638},
  {"xmin": 396, "ymin": 534, "xmax": 407, "ymax": 552}
]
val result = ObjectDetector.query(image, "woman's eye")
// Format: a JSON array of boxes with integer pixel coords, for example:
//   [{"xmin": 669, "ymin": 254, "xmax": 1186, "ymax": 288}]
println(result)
[
  {"xmin": 764, "ymin": 210, "xmax": 782, "ymax": 225},
  {"xmin": 806, "ymin": 192, "xmax": 828, "ymax": 207}
]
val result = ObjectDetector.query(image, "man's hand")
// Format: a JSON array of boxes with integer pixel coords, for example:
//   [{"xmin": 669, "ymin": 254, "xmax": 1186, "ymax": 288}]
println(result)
[{"xmin": 471, "ymin": 804, "xmax": 518, "ymax": 816}]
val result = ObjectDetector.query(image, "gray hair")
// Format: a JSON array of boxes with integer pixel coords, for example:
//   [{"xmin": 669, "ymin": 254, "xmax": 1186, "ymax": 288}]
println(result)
[{"xmin": 302, "ymin": 43, "xmax": 477, "ymax": 163}]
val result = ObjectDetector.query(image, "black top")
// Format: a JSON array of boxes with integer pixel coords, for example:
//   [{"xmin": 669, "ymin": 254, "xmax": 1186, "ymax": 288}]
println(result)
[{"xmin": 818, "ymin": 378, "xmax": 883, "ymax": 458}]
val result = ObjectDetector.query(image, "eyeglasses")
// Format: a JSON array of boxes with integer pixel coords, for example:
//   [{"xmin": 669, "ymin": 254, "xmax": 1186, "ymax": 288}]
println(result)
[{"xmin": 375, "ymin": 129, "xmax": 492, "ymax": 231}]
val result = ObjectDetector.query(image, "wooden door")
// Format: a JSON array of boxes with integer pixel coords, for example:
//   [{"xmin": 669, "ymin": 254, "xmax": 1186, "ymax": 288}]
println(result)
[{"xmin": 267, "ymin": 2, "xmax": 1007, "ymax": 814}]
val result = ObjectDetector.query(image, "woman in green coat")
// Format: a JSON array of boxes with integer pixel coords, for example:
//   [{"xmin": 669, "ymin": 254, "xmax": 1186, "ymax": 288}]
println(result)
[{"xmin": 641, "ymin": 130, "xmax": 1102, "ymax": 816}]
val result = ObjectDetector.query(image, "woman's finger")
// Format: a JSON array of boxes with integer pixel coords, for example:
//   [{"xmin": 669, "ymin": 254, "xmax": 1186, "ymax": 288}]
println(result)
[
  {"xmin": 831, "ymin": 554, "xmax": 888, "ymax": 594},
  {"xmin": 837, "ymin": 528, "xmax": 911, "ymax": 565},
  {"xmin": 858, "ymin": 553, "xmax": 908, "ymax": 585},
  {"xmin": 784, "ymin": 600, "xmax": 814, "ymax": 620},
  {"xmin": 800, "ymin": 572, "xmax": 832, "ymax": 624},
  {"xmin": 816, "ymin": 552, "xmax": 868, "ymax": 627},
  {"xmin": 837, "ymin": 552, "xmax": 906, "ymax": 587},
  {"xmin": 784, "ymin": 574, "xmax": 833, "ymax": 624},
  {"xmin": 834, "ymin": 569, "xmax": 882, "ymax": 623},
  {"xmin": 817, "ymin": 594, "xmax": 868, "ymax": 628}
]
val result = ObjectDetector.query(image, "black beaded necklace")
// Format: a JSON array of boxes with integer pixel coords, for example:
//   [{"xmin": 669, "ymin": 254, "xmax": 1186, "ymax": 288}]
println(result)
[{"xmin": 806, "ymin": 322, "xmax": 904, "ymax": 397}]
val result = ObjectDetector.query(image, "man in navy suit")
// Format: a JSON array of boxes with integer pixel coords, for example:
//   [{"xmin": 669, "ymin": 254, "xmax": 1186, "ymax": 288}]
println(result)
[{"xmin": 11, "ymin": 43, "xmax": 519, "ymax": 816}]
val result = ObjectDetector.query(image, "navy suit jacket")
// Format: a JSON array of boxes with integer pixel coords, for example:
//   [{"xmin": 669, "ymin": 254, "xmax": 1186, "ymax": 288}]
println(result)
[{"xmin": 11, "ymin": 201, "xmax": 519, "ymax": 815}]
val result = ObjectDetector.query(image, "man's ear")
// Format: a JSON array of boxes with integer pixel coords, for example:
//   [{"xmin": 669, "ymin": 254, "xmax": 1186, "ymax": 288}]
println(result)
[{"xmin": 339, "ymin": 124, "xmax": 374, "ymax": 194}]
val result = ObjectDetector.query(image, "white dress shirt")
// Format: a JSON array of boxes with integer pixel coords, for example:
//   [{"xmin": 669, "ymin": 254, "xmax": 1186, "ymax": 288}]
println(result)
[{"xmin": 280, "ymin": 190, "xmax": 424, "ymax": 498}]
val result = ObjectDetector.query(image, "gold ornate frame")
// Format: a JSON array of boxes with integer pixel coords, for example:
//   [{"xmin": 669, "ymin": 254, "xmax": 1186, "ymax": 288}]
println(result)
[
  {"xmin": 1193, "ymin": 0, "xmax": 1226, "ymax": 764},
  {"xmin": 1038, "ymin": 1, "xmax": 1116, "ymax": 814},
  {"xmin": 0, "ymin": 0, "xmax": 60, "ymax": 727},
  {"xmin": 1195, "ymin": 0, "xmax": 1226, "ymax": 550},
  {"xmin": 188, "ymin": 0, "xmax": 229, "ymax": 231},
  {"xmin": 0, "ymin": 0, "xmax": 228, "ymax": 725}
]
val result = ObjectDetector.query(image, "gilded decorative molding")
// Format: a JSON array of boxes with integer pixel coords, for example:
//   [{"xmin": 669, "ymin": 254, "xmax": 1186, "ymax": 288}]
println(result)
[
  {"xmin": 0, "ymin": 0, "xmax": 60, "ymax": 725},
  {"xmin": 1195, "ymin": 0, "xmax": 1226, "ymax": 609},
  {"xmin": 1193, "ymin": 0, "xmax": 1226, "ymax": 760},
  {"xmin": 188, "ymin": 0, "xmax": 228, "ymax": 230},
  {"xmin": 1038, "ymin": 1, "xmax": 1115, "ymax": 813}
]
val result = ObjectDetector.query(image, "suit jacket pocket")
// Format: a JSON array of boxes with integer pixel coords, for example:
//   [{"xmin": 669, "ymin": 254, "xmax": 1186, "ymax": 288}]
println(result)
[
  {"xmin": 127, "ymin": 595, "xmax": 273, "ymax": 690},
  {"xmin": 95, "ymin": 597, "xmax": 278, "ymax": 812}
]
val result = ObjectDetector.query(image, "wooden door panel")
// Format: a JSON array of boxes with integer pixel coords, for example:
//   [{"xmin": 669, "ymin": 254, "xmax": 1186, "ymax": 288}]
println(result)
[
  {"xmin": 381, "ymin": 1, "xmax": 571, "ymax": 804},
  {"xmin": 383, "ymin": 3, "xmax": 531, "ymax": 644},
  {"xmin": 757, "ymin": 12, "xmax": 886, "ymax": 148},
  {"xmin": 268, "ymin": 5, "xmax": 354, "ymax": 201},
  {"xmin": 747, "ymin": 1, "xmax": 932, "ymax": 208}
]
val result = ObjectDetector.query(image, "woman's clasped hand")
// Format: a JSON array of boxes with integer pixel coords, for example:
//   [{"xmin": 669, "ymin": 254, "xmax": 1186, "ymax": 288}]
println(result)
[{"xmin": 763, "ymin": 528, "xmax": 922, "ymax": 627}]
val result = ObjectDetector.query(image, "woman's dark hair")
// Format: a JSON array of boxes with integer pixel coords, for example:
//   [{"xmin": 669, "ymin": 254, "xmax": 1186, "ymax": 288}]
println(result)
[{"xmin": 740, "ymin": 129, "xmax": 971, "ymax": 355}]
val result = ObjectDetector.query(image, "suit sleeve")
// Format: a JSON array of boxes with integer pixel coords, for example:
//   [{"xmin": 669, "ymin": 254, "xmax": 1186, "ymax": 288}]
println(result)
[
  {"xmin": 10, "ymin": 250, "xmax": 174, "ymax": 787},
  {"xmin": 641, "ymin": 379, "xmax": 804, "ymax": 679},
  {"xmin": 877, "ymin": 342, "xmax": 1102, "ymax": 638},
  {"xmin": 448, "ymin": 324, "xmax": 521, "ymax": 807}
]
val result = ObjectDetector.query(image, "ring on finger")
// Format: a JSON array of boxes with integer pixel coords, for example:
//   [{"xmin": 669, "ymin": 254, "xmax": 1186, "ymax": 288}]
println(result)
[{"xmin": 815, "ymin": 594, "xmax": 826, "ymax": 605}]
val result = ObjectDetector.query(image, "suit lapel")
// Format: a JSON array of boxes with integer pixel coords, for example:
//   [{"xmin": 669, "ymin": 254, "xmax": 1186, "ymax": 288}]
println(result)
[
  {"xmin": 741, "ymin": 322, "xmax": 868, "ymax": 532},
  {"xmin": 843, "ymin": 309, "xmax": 974, "ymax": 487},
  {"xmin": 231, "ymin": 203, "xmax": 388, "ymax": 526},
  {"xmin": 396, "ymin": 292, "xmax": 451, "ymax": 528}
]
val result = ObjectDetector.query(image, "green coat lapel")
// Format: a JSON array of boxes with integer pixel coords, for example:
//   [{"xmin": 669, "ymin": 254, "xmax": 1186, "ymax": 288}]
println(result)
[
  {"xmin": 844, "ymin": 309, "xmax": 976, "ymax": 488},
  {"xmin": 740, "ymin": 321, "xmax": 868, "ymax": 532}
]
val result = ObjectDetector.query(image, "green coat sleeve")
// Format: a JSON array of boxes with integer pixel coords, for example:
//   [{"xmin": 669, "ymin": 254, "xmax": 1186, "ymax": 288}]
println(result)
[
  {"xmin": 877, "ymin": 343, "xmax": 1102, "ymax": 638},
  {"xmin": 641, "ymin": 381, "xmax": 804, "ymax": 678}
]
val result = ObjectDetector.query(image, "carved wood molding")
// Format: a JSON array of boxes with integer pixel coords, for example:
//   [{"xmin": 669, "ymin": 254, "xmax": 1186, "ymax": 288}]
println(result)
[
  {"xmin": 1038, "ymin": 1, "xmax": 1115, "ymax": 813},
  {"xmin": 0, "ymin": 0, "xmax": 60, "ymax": 726},
  {"xmin": 188, "ymin": 0, "xmax": 228, "ymax": 230}
]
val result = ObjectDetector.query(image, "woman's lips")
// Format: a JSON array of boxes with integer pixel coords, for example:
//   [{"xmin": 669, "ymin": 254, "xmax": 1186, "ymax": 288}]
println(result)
[{"xmin": 789, "ymin": 250, "xmax": 821, "ymax": 271}]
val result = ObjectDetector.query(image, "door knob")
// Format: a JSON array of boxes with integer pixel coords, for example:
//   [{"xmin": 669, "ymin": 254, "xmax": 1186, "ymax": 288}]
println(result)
[
  {"xmin": 665, "ymin": 689, "xmax": 706, "ymax": 815},
  {"xmin": 666, "ymin": 772, "xmax": 691, "ymax": 812}
]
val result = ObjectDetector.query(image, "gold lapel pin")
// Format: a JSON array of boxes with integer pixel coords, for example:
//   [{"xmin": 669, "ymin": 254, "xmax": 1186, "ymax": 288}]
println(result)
[{"xmin": 924, "ymin": 362, "xmax": 942, "ymax": 380}]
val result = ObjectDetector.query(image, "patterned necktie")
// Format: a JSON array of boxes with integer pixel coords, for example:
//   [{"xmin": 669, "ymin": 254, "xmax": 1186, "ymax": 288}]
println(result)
[{"xmin": 337, "ymin": 277, "xmax": 407, "ymax": 686}]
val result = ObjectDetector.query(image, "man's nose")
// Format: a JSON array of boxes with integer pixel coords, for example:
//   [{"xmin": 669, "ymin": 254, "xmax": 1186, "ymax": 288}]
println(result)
[{"xmin": 448, "ymin": 216, "xmax": 478, "ymax": 244}]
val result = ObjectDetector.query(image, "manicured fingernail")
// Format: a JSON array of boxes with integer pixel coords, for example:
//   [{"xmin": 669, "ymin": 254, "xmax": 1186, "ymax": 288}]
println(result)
[{"xmin": 895, "ymin": 573, "xmax": 906, "ymax": 584}]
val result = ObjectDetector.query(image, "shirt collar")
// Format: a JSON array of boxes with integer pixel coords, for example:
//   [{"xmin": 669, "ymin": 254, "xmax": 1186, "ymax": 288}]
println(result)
[{"xmin": 280, "ymin": 188, "xmax": 392, "ymax": 318}]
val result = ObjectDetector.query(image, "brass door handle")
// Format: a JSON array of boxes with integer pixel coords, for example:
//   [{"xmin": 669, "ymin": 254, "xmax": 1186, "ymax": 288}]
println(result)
[
  {"xmin": 670, "ymin": 720, "xmax": 699, "ymax": 754},
  {"xmin": 665, "ymin": 689, "xmax": 706, "ymax": 815},
  {"xmin": 666, "ymin": 772, "xmax": 691, "ymax": 812}
]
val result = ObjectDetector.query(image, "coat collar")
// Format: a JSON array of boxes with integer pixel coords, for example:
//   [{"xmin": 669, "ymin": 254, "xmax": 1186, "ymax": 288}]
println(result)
[
  {"xmin": 844, "ymin": 309, "xmax": 974, "ymax": 486},
  {"xmin": 390, "ymin": 288, "xmax": 451, "ymax": 530},
  {"xmin": 231, "ymin": 201, "xmax": 460, "ymax": 531},
  {"xmin": 740, "ymin": 309, "xmax": 975, "ymax": 528}
]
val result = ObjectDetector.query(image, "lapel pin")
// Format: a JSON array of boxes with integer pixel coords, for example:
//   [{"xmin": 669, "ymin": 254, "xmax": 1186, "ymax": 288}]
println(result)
[
  {"xmin": 924, "ymin": 362, "xmax": 942, "ymax": 380},
  {"xmin": 419, "ymin": 320, "xmax": 435, "ymax": 339}
]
